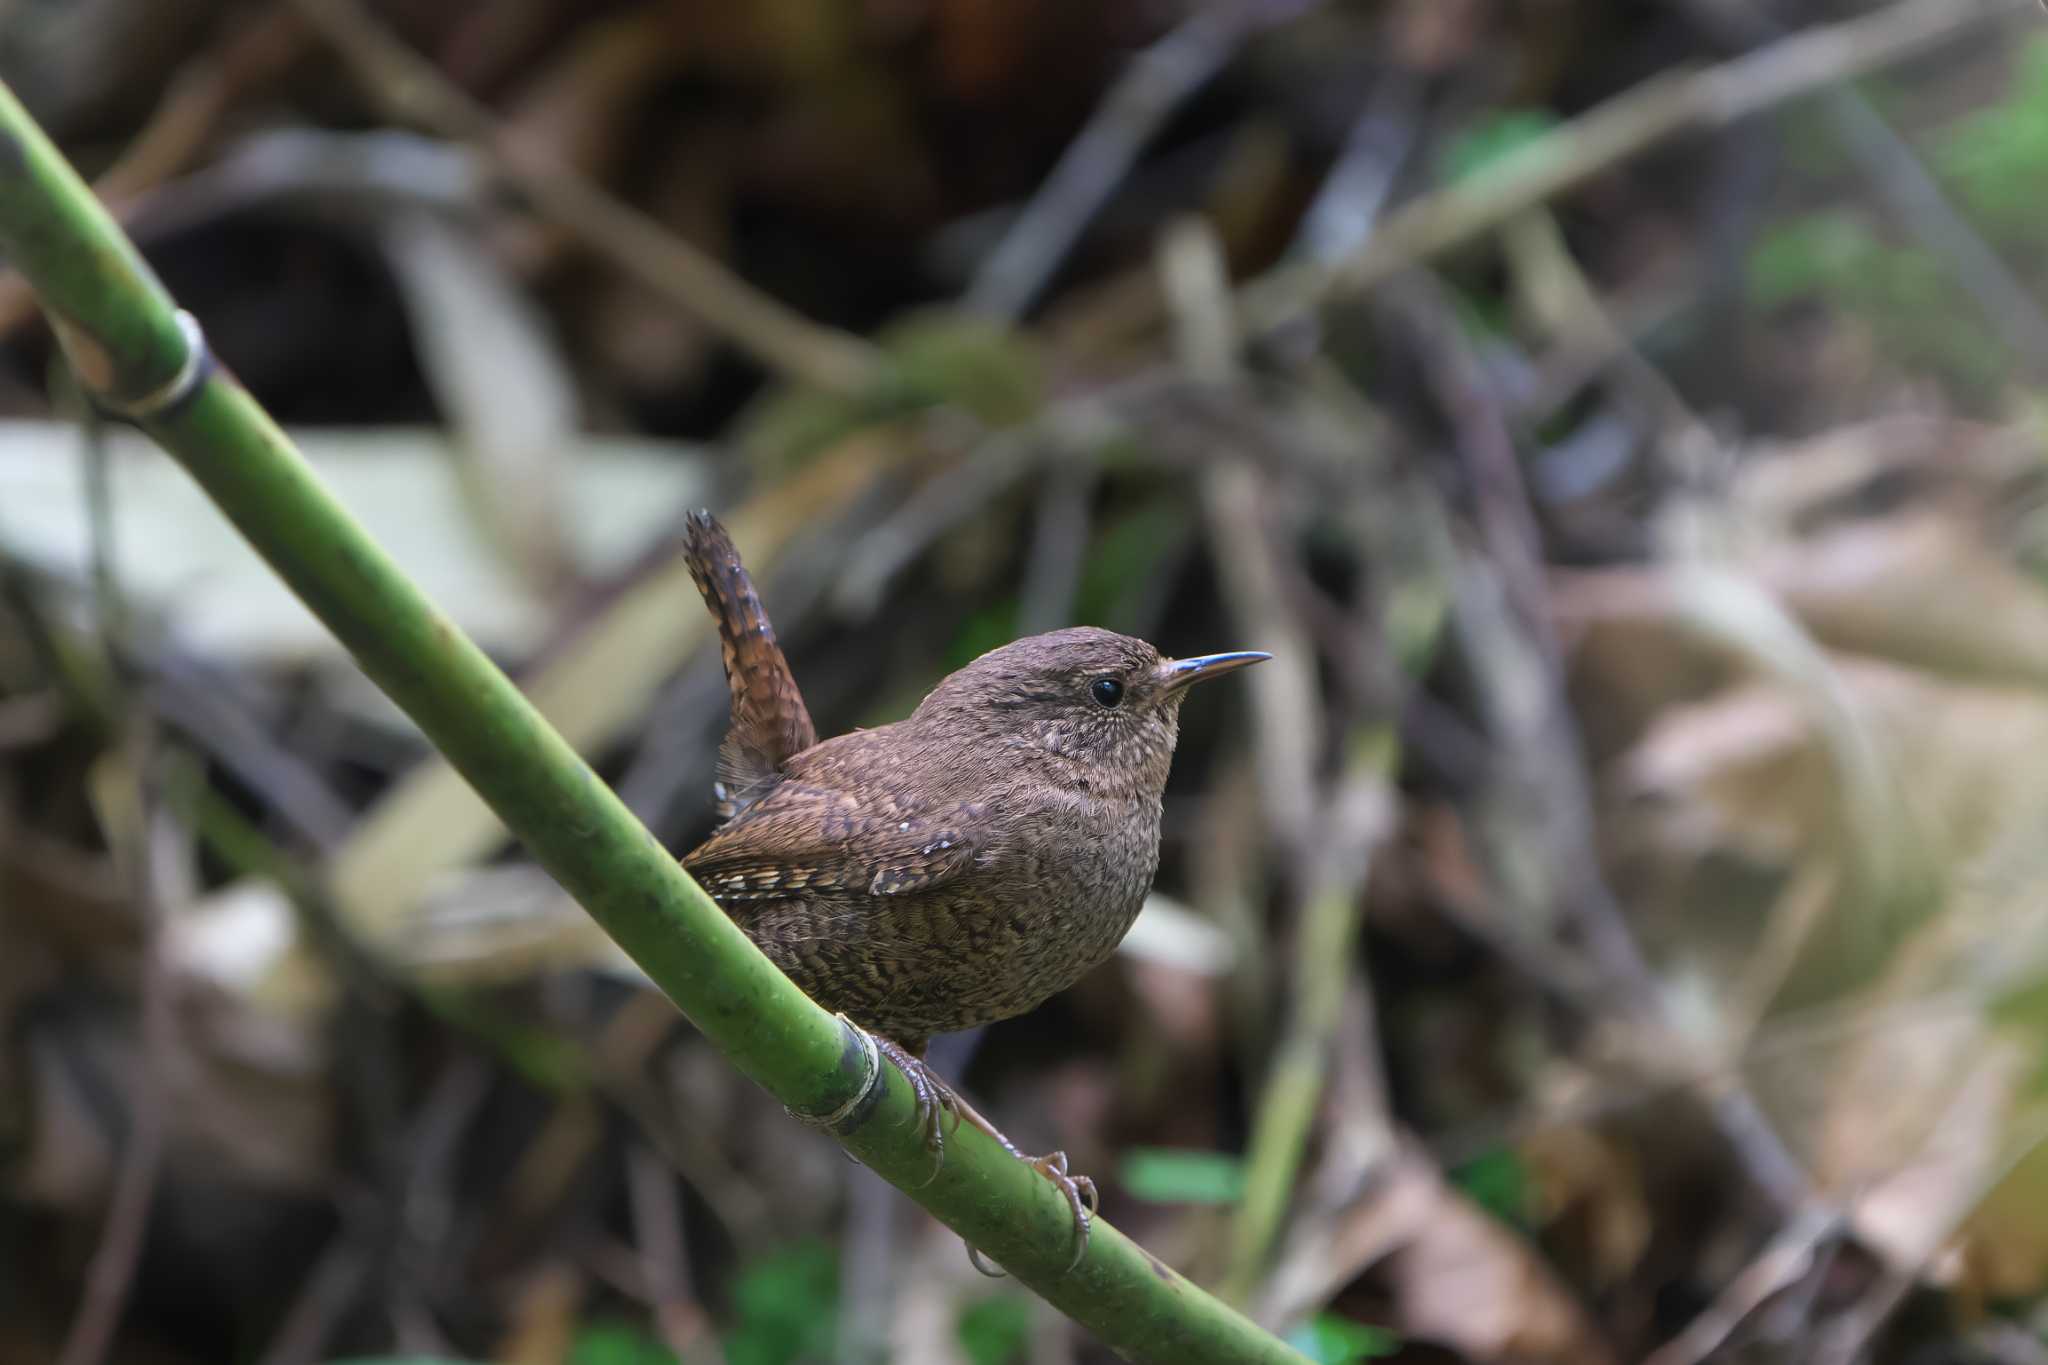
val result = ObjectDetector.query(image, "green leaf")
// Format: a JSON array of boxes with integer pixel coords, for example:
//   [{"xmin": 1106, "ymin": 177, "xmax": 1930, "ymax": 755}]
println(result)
[
  {"xmin": 877, "ymin": 311, "xmax": 1046, "ymax": 427},
  {"xmin": 1437, "ymin": 109, "xmax": 1561, "ymax": 185},
  {"xmin": 1284, "ymin": 1313, "xmax": 1401, "ymax": 1363},
  {"xmin": 726, "ymin": 1240, "xmax": 840, "ymax": 1365},
  {"xmin": 568, "ymin": 1322, "xmax": 677, "ymax": 1365},
  {"xmin": 1452, "ymin": 1148, "xmax": 1532, "ymax": 1228},
  {"xmin": 1990, "ymin": 977, "xmax": 2048, "ymax": 1096},
  {"xmin": 1073, "ymin": 498, "xmax": 1196, "ymax": 630},
  {"xmin": 1744, "ymin": 211, "xmax": 1881, "ymax": 310},
  {"xmin": 1120, "ymin": 1147, "xmax": 1246, "ymax": 1205},
  {"xmin": 957, "ymin": 1294, "xmax": 1032, "ymax": 1365},
  {"xmin": 1934, "ymin": 32, "xmax": 2048, "ymax": 248},
  {"xmin": 1744, "ymin": 210, "xmax": 2012, "ymax": 402},
  {"xmin": 947, "ymin": 598, "xmax": 1022, "ymax": 673},
  {"xmin": 1384, "ymin": 576, "xmax": 1452, "ymax": 679}
]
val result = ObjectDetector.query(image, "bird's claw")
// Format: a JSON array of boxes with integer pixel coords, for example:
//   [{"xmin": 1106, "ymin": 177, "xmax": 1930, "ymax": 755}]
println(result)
[
  {"xmin": 865, "ymin": 1037, "xmax": 1094, "ymax": 1276},
  {"xmin": 967, "ymin": 1149, "xmax": 1097, "ymax": 1278},
  {"xmin": 1031, "ymin": 1150, "xmax": 1097, "ymax": 1272},
  {"xmin": 874, "ymin": 1037, "xmax": 959, "ymax": 1186}
]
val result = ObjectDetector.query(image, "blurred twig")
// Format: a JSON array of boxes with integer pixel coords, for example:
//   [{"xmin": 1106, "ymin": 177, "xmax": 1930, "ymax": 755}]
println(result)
[
  {"xmin": 1163, "ymin": 220, "xmax": 1323, "ymax": 855},
  {"xmin": 0, "ymin": 5, "xmax": 310, "ymax": 338},
  {"xmin": 255, "ymin": 1231, "xmax": 376, "ymax": 1365},
  {"xmin": 1642, "ymin": 1210, "xmax": 1847, "ymax": 1365},
  {"xmin": 966, "ymin": 2, "xmax": 1285, "ymax": 322},
  {"xmin": 392, "ymin": 1053, "xmax": 493, "ymax": 1356},
  {"xmin": 838, "ymin": 1168, "xmax": 900, "ymax": 1365},
  {"xmin": 1223, "ymin": 739, "xmax": 1398, "ymax": 1306},
  {"xmin": 1287, "ymin": 71, "xmax": 1424, "ymax": 264},
  {"xmin": 1239, "ymin": 0, "xmax": 2028, "ymax": 335},
  {"xmin": 96, "ymin": 5, "xmax": 311, "ymax": 204},
  {"xmin": 1675, "ymin": 0, "xmax": 2048, "ymax": 377},
  {"xmin": 1378, "ymin": 273, "xmax": 1813, "ymax": 1215},
  {"xmin": 288, "ymin": 0, "xmax": 885, "ymax": 395},
  {"xmin": 143, "ymin": 651, "xmax": 356, "ymax": 851},
  {"xmin": 1425, "ymin": 986, "xmax": 1993, "ymax": 1171},
  {"xmin": 1018, "ymin": 461, "xmax": 1102, "ymax": 636},
  {"xmin": 1162, "ymin": 216, "xmax": 1406, "ymax": 1304},
  {"xmin": 53, "ymin": 380, "xmax": 182, "ymax": 1365},
  {"xmin": 58, "ymin": 734, "xmax": 180, "ymax": 1365},
  {"xmin": 1500, "ymin": 210, "xmax": 1722, "ymax": 465},
  {"xmin": 1810, "ymin": 1106, "xmax": 2048, "ymax": 1365},
  {"xmin": 625, "ymin": 1142, "xmax": 721, "ymax": 1362},
  {"xmin": 831, "ymin": 377, "xmax": 1176, "ymax": 619}
]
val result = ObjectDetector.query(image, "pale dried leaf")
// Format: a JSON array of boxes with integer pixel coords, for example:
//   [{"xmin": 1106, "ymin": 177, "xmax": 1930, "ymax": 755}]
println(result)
[
  {"xmin": 0, "ymin": 421, "xmax": 706, "ymax": 664},
  {"xmin": 1386, "ymin": 1177, "xmax": 1616, "ymax": 1365},
  {"xmin": 1118, "ymin": 892, "xmax": 1237, "ymax": 976},
  {"xmin": 1763, "ymin": 511, "xmax": 2048, "ymax": 691},
  {"xmin": 1260, "ymin": 1143, "xmax": 1615, "ymax": 1365},
  {"xmin": 381, "ymin": 209, "xmax": 578, "ymax": 586}
]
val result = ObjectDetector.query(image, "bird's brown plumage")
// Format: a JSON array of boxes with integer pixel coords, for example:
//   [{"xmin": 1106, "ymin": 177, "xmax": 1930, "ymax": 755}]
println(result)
[
  {"xmin": 678, "ymin": 511, "xmax": 1265, "ymax": 1267},
  {"xmin": 682, "ymin": 511, "xmax": 817, "ymax": 820},
  {"xmin": 680, "ymin": 512, "xmax": 1264, "ymax": 1052}
]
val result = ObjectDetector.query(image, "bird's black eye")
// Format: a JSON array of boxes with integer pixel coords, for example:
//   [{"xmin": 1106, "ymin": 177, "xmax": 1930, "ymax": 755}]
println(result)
[{"xmin": 1090, "ymin": 677, "xmax": 1125, "ymax": 709}]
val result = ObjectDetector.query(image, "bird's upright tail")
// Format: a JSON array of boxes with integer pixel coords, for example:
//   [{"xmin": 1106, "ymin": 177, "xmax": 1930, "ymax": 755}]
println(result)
[{"xmin": 682, "ymin": 510, "xmax": 818, "ymax": 820}]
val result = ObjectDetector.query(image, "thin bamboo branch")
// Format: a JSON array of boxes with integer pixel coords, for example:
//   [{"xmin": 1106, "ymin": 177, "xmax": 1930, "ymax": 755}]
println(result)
[{"xmin": 0, "ymin": 81, "xmax": 1307, "ymax": 1365}]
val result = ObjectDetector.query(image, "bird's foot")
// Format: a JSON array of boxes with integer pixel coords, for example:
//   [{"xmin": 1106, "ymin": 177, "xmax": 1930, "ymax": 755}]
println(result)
[
  {"xmin": 873, "ymin": 1036, "xmax": 964, "ymax": 1185},
  {"xmin": 967, "ymin": 1149, "xmax": 1097, "ymax": 1277},
  {"xmin": 863, "ymin": 1034, "xmax": 1095, "ymax": 1276},
  {"xmin": 1032, "ymin": 1150, "xmax": 1099, "ymax": 1271}
]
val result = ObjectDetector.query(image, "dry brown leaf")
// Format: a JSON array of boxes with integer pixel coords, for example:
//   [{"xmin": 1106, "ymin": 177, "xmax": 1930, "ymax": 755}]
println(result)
[
  {"xmin": 1260, "ymin": 1142, "xmax": 1615, "ymax": 1365},
  {"xmin": 1521, "ymin": 1124, "xmax": 1652, "ymax": 1290},
  {"xmin": 1384, "ymin": 1175, "xmax": 1617, "ymax": 1365},
  {"xmin": 1623, "ymin": 659, "xmax": 2048, "ymax": 904},
  {"xmin": 1726, "ymin": 416, "xmax": 1982, "ymax": 531},
  {"xmin": 1763, "ymin": 510, "xmax": 2048, "ymax": 692},
  {"xmin": 1569, "ymin": 425, "xmax": 2048, "ymax": 1296},
  {"xmin": 1557, "ymin": 417, "xmax": 2048, "ymax": 752},
  {"xmin": 1954, "ymin": 1126, "xmax": 2048, "ymax": 1302},
  {"xmin": 1812, "ymin": 812, "xmax": 2048, "ymax": 1297},
  {"xmin": 1610, "ymin": 646, "xmax": 2048, "ymax": 1293},
  {"xmin": 494, "ymin": 1261, "xmax": 586, "ymax": 1365}
]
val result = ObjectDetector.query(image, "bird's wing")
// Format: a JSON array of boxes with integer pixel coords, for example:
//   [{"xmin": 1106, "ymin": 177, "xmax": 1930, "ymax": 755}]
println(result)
[
  {"xmin": 682, "ymin": 511, "xmax": 818, "ymax": 821},
  {"xmin": 682, "ymin": 783, "xmax": 985, "ymax": 902}
]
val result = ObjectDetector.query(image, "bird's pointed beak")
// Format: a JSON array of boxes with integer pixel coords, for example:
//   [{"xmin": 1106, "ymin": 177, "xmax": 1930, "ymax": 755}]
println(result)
[{"xmin": 1157, "ymin": 650, "xmax": 1272, "ymax": 693}]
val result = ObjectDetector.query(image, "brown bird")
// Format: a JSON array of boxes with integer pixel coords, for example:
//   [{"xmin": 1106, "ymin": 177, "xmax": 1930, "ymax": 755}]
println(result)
[{"xmin": 680, "ymin": 510, "xmax": 1266, "ymax": 1266}]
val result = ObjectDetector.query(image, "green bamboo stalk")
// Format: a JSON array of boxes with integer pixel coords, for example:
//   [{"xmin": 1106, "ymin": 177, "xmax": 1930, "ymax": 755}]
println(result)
[{"xmin": 0, "ymin": 81, "xmax": 1309, "ymax": 1364}]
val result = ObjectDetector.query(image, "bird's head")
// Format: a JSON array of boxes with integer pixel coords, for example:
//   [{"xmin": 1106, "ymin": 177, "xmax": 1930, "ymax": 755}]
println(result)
[{"xmin": 915, "ymin": 626, "xmax": 1268, "ymax": 789}]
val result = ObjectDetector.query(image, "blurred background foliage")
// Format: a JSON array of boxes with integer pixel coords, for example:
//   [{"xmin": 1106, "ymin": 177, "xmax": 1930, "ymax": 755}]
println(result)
[{"xmin": 8, "ymin": 0, "xmax": 2048, "ymax": 1362}]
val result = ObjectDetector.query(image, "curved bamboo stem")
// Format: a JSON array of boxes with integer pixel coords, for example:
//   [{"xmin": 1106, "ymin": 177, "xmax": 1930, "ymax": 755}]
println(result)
[{"xmin": 0, "ymin": 81, "xmax": 1308, "ymax": 1365}]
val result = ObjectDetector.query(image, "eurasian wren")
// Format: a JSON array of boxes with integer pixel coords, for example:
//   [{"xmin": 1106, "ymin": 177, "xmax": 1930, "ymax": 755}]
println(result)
[{"xmin": 680, "ymin": 511, "xmax": 1266, "ymax": 1266}]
